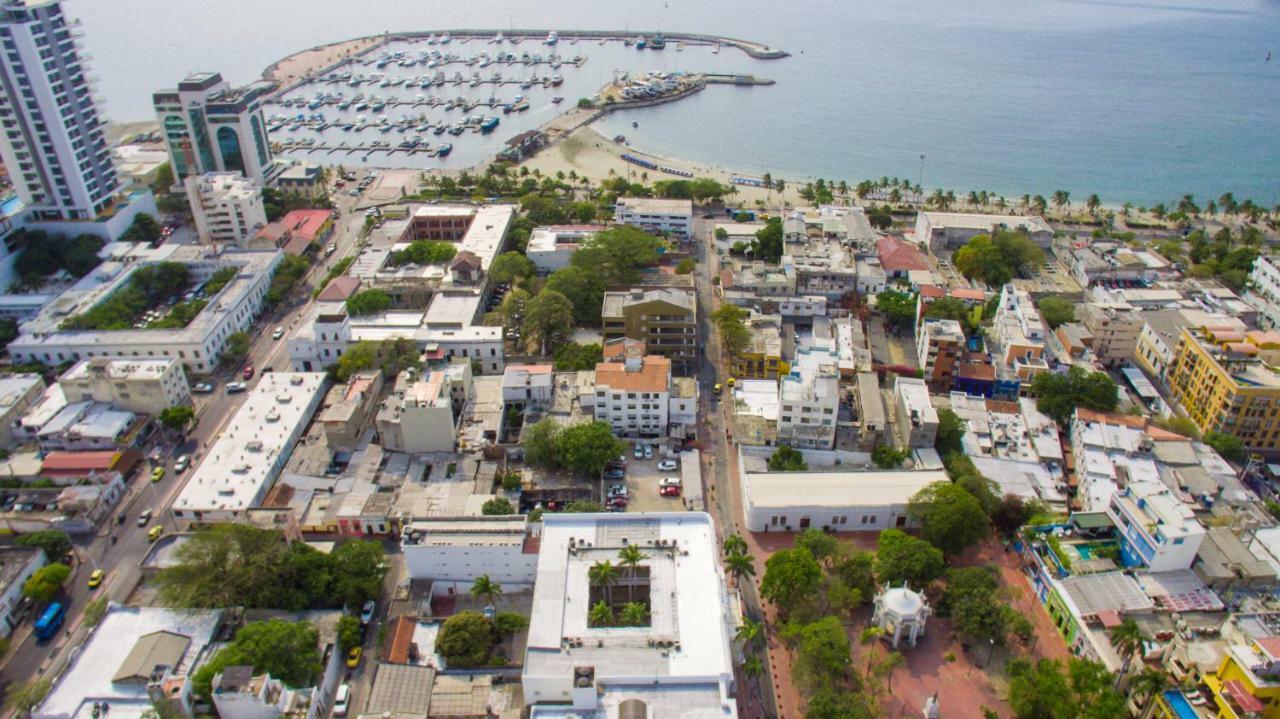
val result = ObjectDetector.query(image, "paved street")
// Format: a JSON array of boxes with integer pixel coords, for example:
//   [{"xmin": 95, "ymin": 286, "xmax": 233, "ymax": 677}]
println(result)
[{"xmin": 0, "ymin": 178, "xmax": 374, "ymax": 696}]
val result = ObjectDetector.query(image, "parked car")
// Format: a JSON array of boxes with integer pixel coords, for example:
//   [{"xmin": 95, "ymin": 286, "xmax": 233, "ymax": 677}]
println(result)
[
  {"xmin": 346, "ymin": 647, "xmax": 363, "ymax": 669},
  {"xmin": 633, "ymin": 443, "xmax": 645, "ymax": 460},
  {"xmin": 659, "ymin": 477, "xmax": 681, "ymax": 489},
  {"xmin": 603, "ymin": 469, "xmax": 625, "ymax": 480},
  {"xmin": 151, "ymin": 466, "xmax": 165, "ymax": 483},
  {"xmin": 643, "ymin": 445, "xmax": 654, "ymax": 460},
  {"xmin": 660, "ymin": 485, "xmax": 682, "ymax": 498},
  {"xmin": 192, "ymin": 382, "xmax": 215, "ymax": 394},
  {"xmin": 333, "ymin": 684, "xmax": 350, "ymax": 717},
  {"xmin": 360, "ymin": 600, "xmax": 376, "ymax": 624},
  {"xmin": 607, "ymin": 484, "xmax": 628, "ymax": 499},
  {"xmin": 137, "ymin": 509, "xmax": 153, "ymax": 527},
  {"xmin": 174, "ymin": 455, "xmax": 190, "ymax": 472},
  {"xmin": 606, "ymin": 495, "xmax": 628, "ymax": 508},
  {"xmin": 657, "ymin": 460, "xmax": 678, "ymax": 472},
  {"xmin": 272, "ymin": 327, "xmax": 285, "ymax": 340},
  {"xmin": 148, "ymin": 525, "xmax": 163, "ymax": 542},
  {"xmin": 606, "ymin": 455, "xmax": 627, "ymax": 470},
  {"xmin": 87, "ymin": 569, "xmax": 105, "ymax": 589},
  {"xmin": 225, "ymin": 382, "xmax": 247, "ymax": 394},
  {"xmin": 242, "ymin": 365, "xmax": 255, "ymax": 380},
  {"xmin": 326, "ymin": 243, "xmax": 337, "ymax": 256}
]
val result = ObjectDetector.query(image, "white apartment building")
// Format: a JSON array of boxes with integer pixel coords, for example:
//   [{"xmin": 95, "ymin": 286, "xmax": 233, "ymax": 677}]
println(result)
[
  {"xmin": 523, "ymin": 513, "xmax": 737, "ymax": 719},
  {"xmin": 58, "ymin": 357, "xmax": 189, "ymax": 415},
  {"xmin": 1107, "ymin": 480, "xmax": 1206, "ymax": 572},
  {"xmin": 990, "ymin": 284, "xmax": 1049, "ymax": 380},
  {"xmin": 777, "ymin": 346, "xmax": 839, "ymax": 450},
  {"xmin": 8, "ymin": 245, "xmax": 282, "ymax": 375},
  {"xmin": 0, "ymin": 0, "xmax": 120, "ymax": 221},
  {"xmin": 526, "ymin": 225, "xmax": 601, "ymax": 273},
  {"xmin": 375, "ymin": 362, "xmax": 473, "ymax": 454},
  {"xmin": 153, "ymin": 71, "xmax": 275, "ymax": 185},
  {"xmin": 0, "ymin": 373, "xmax": 44, "ymax": 449},
  {"xmin": 1080, "ymin": 298, "xmax": 1143, "ymax": 368},
  {"xmin": 914, "ymin": 211, "xmax": 1052, "ymax": 251},
  {"xmin": 171, "ymin": 373, "xmax": 327, "ymax": 523},
  {"xmin": 402, "ymin": 517, "xmax": 538, "ymax": 594},
  {"xmin": 593, "ymin": 353, "xmax": 672, "ymax": 438},
  {"xmin": 502, "ymin": 364, "xmax": 554, "ymax": 405},
  {"xmin": 1070, "ymin": 407, "xmax": 1161, "ymax": 512},
  {"xmin": 892, "ymin": 376, "xmax": 938, "ymax": 449},
  {"xmin": 185, "ymin": 172, "xmax": 266, "ymax": 245},
  {"xmin": 613, "ymin": 197, "xmax": 693, "ymax": 239}
]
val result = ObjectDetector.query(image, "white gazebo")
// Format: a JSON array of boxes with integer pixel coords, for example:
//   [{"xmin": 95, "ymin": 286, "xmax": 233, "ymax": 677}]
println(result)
[{"xmin": 872, "ymin": 583, "xmax": 932, "ymax": 649}]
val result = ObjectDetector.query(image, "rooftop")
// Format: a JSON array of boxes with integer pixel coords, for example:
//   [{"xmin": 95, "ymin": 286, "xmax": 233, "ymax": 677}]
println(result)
[
  {"xmin": 616, "ymin": 197, "xmax": 694, "ymax": 215},
  {"xmin": 60, "ymin": 357, "xmax": 177, "ymax": 383},
  {"xmin": 743, "ymin": 465, "xmax": 946, "ymax": 510},
  {"xmin": 595, "ymin": 356, "xmax": 671, "ymax": 394},
  {"xmin": 919, "ymin": 211, "xmax": 1051, "ymax": 233},
  {"xmin": 876, "ymin": 236, "xmax": 931, "ymax": 272},
  {"xmin": 0, "ymin": 373, "xmax": 42, "ymax": 411},
  {"xmin": 601, "ymin": 288, "xmax": 695, "ymax": 318},
  {"xmin": 172, "ymin": 373, "xmax": 326, "ymax": 515}
]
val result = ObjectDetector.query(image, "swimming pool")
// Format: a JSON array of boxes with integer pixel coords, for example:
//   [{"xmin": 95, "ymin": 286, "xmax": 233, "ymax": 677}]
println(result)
[
  {"xmin": 1162, "ymin": 690, "xmax": 1198, "ymax": 719},
  {"xmin": 0, "ymin": 194, "xmax": 23, "ymax": 218},
  {"xmin": 1070, "ymin": 542, "xmax": 1118, "ymax": 561}
]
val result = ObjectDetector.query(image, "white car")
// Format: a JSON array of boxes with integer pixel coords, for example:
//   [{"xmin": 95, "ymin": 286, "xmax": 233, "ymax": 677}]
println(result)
[
  {"xmin": 174, "ymin": 455, "xmax": 190, "ymax": 472},
  {"xmin": 643, "ymin": 445, "xmax": 654, "ymax": 460},
  {"xmin": 272, "ymin": 327, "xmax": 284, "ymax": 340},
  {"xmin": 660, "ymin": 476, "xmax": 682, "ymax": 489},
  {"xmin": 657, "ymin": 459, "xmax": 678, "ymax": 472},
  {"xmin": 633, "ymin": 444, "xmax": 645, "ymax": 459},
  {"xmin": 607, "ymin": 484, "xmax": 628, "ymax": 498},
  {"xmin": 360, "ymin": 600, "xmax": 376, "ymax": 624},
  {"xmin": 333, "ymin": 684, "xmax": 350, "ymax": 717}
]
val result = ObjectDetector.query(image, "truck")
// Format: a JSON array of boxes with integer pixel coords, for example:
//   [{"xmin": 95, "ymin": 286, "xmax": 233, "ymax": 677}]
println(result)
[{"xmin": 34, "ymin": 601, "xmax": 65, "ymax": 641}]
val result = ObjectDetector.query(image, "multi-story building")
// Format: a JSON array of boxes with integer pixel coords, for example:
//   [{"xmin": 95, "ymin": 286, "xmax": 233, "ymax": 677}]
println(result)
[
  {"xmin": 8, "ymin": 246, "xmax": 282, "ymax": 375},
  {"xmin": 502, "ymin": 364, "xmax": 554, "ymax": 405},
  {"xmin": 318, "ymin": 370, "xmax": 384, "ymax": 450},
  {"xmin": 0, "ymin": 546, "xmax": 45, "ymax": 637},
  {"xmin": 777, "ymin": 346, "xmax": 839, "ymax": 450},
  {"xmin": 525, "ymin": 225, "xmax": 602, "ymax": 274},
  {"xmin": 0, "ymin": 0, "xmax": 122, "ymax": 222},
  {"xmin": 1068, "ymin": 242, "xmax": 1175, "ymax": 289},
  {"xmin": 783, "ymin": 239, "xmax": 858, "ymax": 299},
  {"xmin": 153, "ymin": 71, "xmax": 274, "ymax": 185},
  {"xmin": 593, "ymin": 352, "xmax": 671, "ymax": 438},
  {"xmin": 1080, "ymin": 299, "xmax": 1143, "ymax": 368},
  {"xmin": 375, "ymin": 362, "xmax": 473, "ymax": 454},
  {"xmin": 601, "ymin": 288, "xmax": 696, "ymax": 372},
  {"xmin": 730, "ymin": 313, "xmax": 789, "ymax": 380},
  {"xmin": 892, "ymin": 376, "xmax": 938, "ymax": 449},
  {"xmin": 914, "ymin": 211, "xmax": 1052, "ymax": 251},
  {"xmin": 989, "ymin": 284, "xmax": 1049, "ymax": 381},
  {"xmin": 1166, "ymin": 327, "xmax": 1280, "ymax": 452},
  {"xmin": 613, "ymin": 196, "xmax": 692, "ymax": 239},
  {"xmin": 1135, "ymin": 309, "xmax": 1244, "ymax": 381},
  {"xmin": 184, "ymin": 172, "xmax": 266, "ymax": 246},
  {"xmin": 1106, "ymin": 480, "xmax": 1205, "ymax": 571},
  {"xmin": 57, "ymin": 357, "xmax": 189, "ymax": 415},
  {"xmin": 402, "ymin": 517, "xmax": 538, "ymax": 594},
  {"xmin": 0, "ymin": 373, "xmax": 44, "ymax": 449},
  {"xmin": 916, "ymin": 318, "xmax": 964, "ymax": 391}
]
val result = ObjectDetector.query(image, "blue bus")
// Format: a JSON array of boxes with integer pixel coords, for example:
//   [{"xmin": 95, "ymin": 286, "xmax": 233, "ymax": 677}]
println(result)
[{"xmin": 34, "ymin": 602, "xmax": 65, "ymax": 641}]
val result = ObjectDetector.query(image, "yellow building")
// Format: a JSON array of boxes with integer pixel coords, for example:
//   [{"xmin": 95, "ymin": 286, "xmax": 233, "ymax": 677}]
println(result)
[
  {"xmin": 1200, "ymin": 636, "xmax": 1280, "ymax": 719},
  {"xmin": 1166, "ymin": 328, "xmax": 1280, "ymax": 452},
  {"xmin": 730, "ymin": 313, "xmax": 790, "ymax": 380}
]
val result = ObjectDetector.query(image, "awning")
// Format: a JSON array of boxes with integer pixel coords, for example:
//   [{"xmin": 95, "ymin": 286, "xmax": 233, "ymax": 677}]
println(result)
[
  {"xmin": 1096, "ymin": 610, "xmax": 1122, "ymax": 628},
  {"xmin": 1224, "ymin": 680, "xmax": 1265, "ymax": 713}
]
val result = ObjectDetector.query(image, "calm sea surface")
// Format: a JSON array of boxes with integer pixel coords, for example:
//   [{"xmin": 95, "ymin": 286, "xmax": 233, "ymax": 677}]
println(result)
[{"xmin": 71, "ymin": 0, "xmax": 1280, "ymax": 206}]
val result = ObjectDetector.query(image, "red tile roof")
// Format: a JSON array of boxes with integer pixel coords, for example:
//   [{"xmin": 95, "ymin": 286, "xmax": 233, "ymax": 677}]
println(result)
[
  {"xmin": 258, "ymin": 210, "xmax": 332, "ymax": 256},
  {"xmin": 918, "ymin": 285, "xmax": 946, "ymax": 299},
  {"xmin": 383, "ymin": 616, "xmax": 417, "ymax": 665},
  {"xmin": 41, "ymin": 450, "xmax": 120, "ymax": 473},
  {"xmin": 876, "ymin": 236, "xmax": 931, "ymax": 272},
  {"xmin": 316, "ymin": 276, "xmax": 361, "ymax": 302},
  {"xmin": 958, "ymin": 362, "xmax": 995, "ymax": 380},
  {"xmin": 1254, "ymin": 636, "xmax": 1280, "ymax": 659}
]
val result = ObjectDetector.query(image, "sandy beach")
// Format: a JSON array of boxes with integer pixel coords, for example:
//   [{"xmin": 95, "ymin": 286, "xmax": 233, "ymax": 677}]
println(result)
[{"xmin": 264, "ymin": 35, "xmax": 383, "ymax": 85}]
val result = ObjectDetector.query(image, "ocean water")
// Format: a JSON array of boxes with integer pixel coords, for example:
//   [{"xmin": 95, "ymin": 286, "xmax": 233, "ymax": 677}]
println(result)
[{"xmin": 70, "ymin": 0, "xmax": 1280, "ymax": 206}]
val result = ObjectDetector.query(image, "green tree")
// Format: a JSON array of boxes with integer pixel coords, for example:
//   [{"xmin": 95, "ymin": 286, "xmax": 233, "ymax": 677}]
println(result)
[
  {"xmin": 735, "ymin": 617, "xmax": 764, "ymax": 649},
  {"xmin": 871, "ymin": 444, "xmax": 909, "ymax": 469},
  {"xmin": 1006, "ymin": 657, "xmax": 1127, "ymax": 719},
  {"xmin": 724, "ymin": 550, "xmax": 757, "ymax": 587},
  {"xmin": 939, "ymin": 566, "xmax": 1008, "ymax": 643},
  {"xmin": 329, "ymin": 540, "xmax": 387, "ymax": 608},
  {"xmin": 389, "ymin": 240, "xmax": 457, "ymax": 266},
  {"xmin": 192, "ymin": 620, "xmax": 322, "ymax": 699},
  {"xmin": 1031, "ymin": 366, "xmax": 1120, "ymax": 427},
  {"xmin": 333, "ymin": 338, "xmax": 421, "ymax": 382},
  {"xmin": 711, "ymin": 303, "xmax": 752, "ymax": 357},
  {"xmin": 15, "ymin": 530, "xmax": 71, "ymax": 561},
  {"xmin": 954, "ymin": 230, "xmax": 1044, "ymax": 286},
  {"xmin": 545, "ymin": 265, "xmax": 606, "ymax": 325},
  {"xmin": 992, "ymin": 494, "xmax": 1040, "ymax": 539},
  {"xmin": 221, "ymin": 331, "xmax": 251, "ymax": 365},
  {"xmin": 1204, "ymin": 431, "xmax": 1246, "ymax": 462},
  {"xmin": 760, "ymin": 548, "xmax": 822, "ymax": 609},
  {"xmin": 522, "ymin": 289, "xmax": 575, "ymax": 354},
  {"xmin": 723, "ymin": 534, "xmax": 749, "ymax": 557},
  {"xmin": 557, "ymin": 421, "xmax": 628, "ymax": 476},
  {"xmin": 875, "ymin": 528, "xmax": 944, "ymax": 587},
  {"xmin": 4, "ymin": 678, "xmax": 51, "ymax": 714},
  {"xmin": 336, "ymin": 616, "xmax": 362, "ymax": 652},
  {"xmin": 934, "ymin": 408, "xmax": 966, "ymax": 455},
  {"xmin": 23, "ymin": 562, "xmax": 70, "ymax": 603},
  {"xmin": 470, "ymin": 574, "xmax": 503, "ymax": 606},
  {"xmin": 588, "ymin": 600, "xmax": 615, "ymax": 627},
  {"xmin": 1037, "ymin": 296, "xmax": 1075, "ymax": 329},
  {"xmin": 493, "ymin": 611, "xmax": 529, "ymax": 635},
  {"xmin": 796, "ymin": 528, "xmax": 839, "ymax": 564},
  {"xmin": 158, "ymin": 405, "xmax": 195, "ymax": 432},
  {"xmin": 924, "ymin": 296, "xmax": 975, "ymax": 332},
  {"xmin": 120, "ymin": 213, "xmax": 163, "ymax": 244},
  {"xmin": 436, "ymin": 611, "xmax": 496, "ymax": 668},
  {"xmin": 617, "ymin": 545, "xmax": 645, "ymax": 603},
  {"xmin": 482, "ymin": 497, "xmax": 515, "ymax": 515},
  {"xmin": 521, "ymin": 418, "xmax": 562, "ymax": 468},
  {"xmin": 588, "ymin": 561, "xmax": 619, "ymax": 605},
  {"xmin": 619, "ymin": 602, "xmax": 649, "ymax": 626},
  {"xmin": 805, "ymin": 687, "xmax": 874, "ymax": 719},
  {"xmin": 0, "ymin": 317, "xmax": 18, "ymax": 351},
  {"xmin": 675, "ymin": 258, "xmax": 696, "ymax": 274},
  {"xmin": 1107, "ymin": 618, "xmax": 1146, "ymax": 689},
  {"xmin": 750, "ymin": 217, "xmax": 784, "ymax": 263},
  {"xmin": 767, "ymin": 445, "xmax": 807, "ymax": 471},
  {"xmin": 571, "ymin": 226, "xmax": 662, "ymax": 285},
  {"xmin": 553, "ymin": 342, "xmax": 603, "ymax": 371},
  {"xmin": 907, "ymin": 482, "xmax": 989, "ymax": 556},
  {"xmin": 488, "ymin": 252, "xmax": 536, "ymax": 284},
  {"xmin": 783, "ymin": 616, "xmax": 851, "ymax": 690},
  {"xmin": 876, "ymin": 289, "xmax": 918, "ymax": 331},
  {"xmin": 345, "ymin": 289, "xmax": 393, "ymax": 316}
]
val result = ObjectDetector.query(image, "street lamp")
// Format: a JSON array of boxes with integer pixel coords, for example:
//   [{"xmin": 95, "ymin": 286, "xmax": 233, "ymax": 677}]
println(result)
[{"xmin": 983, "ymin": 637, "xmax": 996, "ymax": 668}]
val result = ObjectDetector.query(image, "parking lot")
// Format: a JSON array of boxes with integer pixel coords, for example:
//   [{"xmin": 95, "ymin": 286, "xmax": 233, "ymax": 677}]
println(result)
[{"xmin": 610, "ymin": 443, "xmax": 686, "ymax": 513}]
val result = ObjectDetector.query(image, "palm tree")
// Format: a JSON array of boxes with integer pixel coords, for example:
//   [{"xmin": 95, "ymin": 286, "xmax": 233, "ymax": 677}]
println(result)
[
  {"xmin": 1031, "ymin": 195, "xmax": 1048, "ymax": 215},
  {"xmin": 589, "ymin": 600, "xmax": 615, "ymax": 627},
  {"xmin": 735, "ymin": 618, "xmax": 764, "ymax": 649},
  {"xmin": 1127, "ymin": 667, "xmax": 1171, "ymax": 719},
  {"xmin": 762, "ymin": 172, "xmax": 773, "ymax": 189},
  {"xmin": 724, "ymin": 550, "xmax": 756, "ymax": 587},
  {"xmin": 470, "ymin": 574, "xmax": 503, "ymax": 607},
  {"xmin": 873, "ymin": 651, "xmax": 906, "ymax": 695},
  {"xmin": 1178, "ymin": 194, "xmax": 1200, "ymax": 217},
  {"xmin": 1122, "ymin": 202, "xmax": 1133, "ymax": 218},
  {"xmin": 943, "ymin": 190, "xmax": 956, "ymax": 209},
  {"xmin": 1151, "ymin": 203, "xmax": 1167, "ymax": 220},
  {"xmin": 1205, "ymin": 199, "xmax": 1217, "ymax": 218},
  {"xmin": 741, "ymin": 654, "xmax": 764, "ymax": 678},
  {"xmin": 837, "ymin": 180, "xmax": 849, "ymax": 197},
  {"xmin": 993, "ymin": 196, "xmax": 1007, "ymax": 211},
  {"xmin": 967, "ymin": 191, "xmax": 980, "ymax": 208},
  {"xmin": 929, "ymin": 188, "xmax": 946, "ymax": 208},
  {"xmin": 589, "ymin": 561, "xmax": 619, "ymax": 606},
  {"xmin": 620, "ymin": 602, "xmax": 649, "ymax": 627},
  {"xmin": 774, "ymin": 179, "xmax": 786, "ymax": 194},
  {"xmin": 888, "ymin": 188, "xmax": 902, "ymax": 205},
  {"xmin": 1086, "ymin": 194, "xmax": 1101, "ymax": 215},
  {"xmin": 1052, "ymin": 190, "xmax": 1071, "ymax": 212},
  {"xmin": 1219, "ymin": 192, "xmax": 1237, "ymax": 217},
  {"xmin": 617, "ymin": 545, "xmax": 644, "ymax": 602},
  {"xmin": 1019, "ymin": 194, "xmax": 1031, "ymax": 210},
  {"xmin": 1108, "ymin": 618, "xmax": 1146, "ymax": 690},
  {"xmin": 723, "ymin": 534, "xmax": 748, "ymax": 557}
]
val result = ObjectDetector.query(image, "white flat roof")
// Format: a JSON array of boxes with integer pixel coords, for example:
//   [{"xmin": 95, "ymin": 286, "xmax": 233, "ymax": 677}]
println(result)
[
  {"xmin": 0, "ymin": 373, "xmax": 42, "ymax": 411},
  {"xmin": 457, "ymin": 204, "xmax": 516, "ymax": 271},
  {"xmin": 921, "ymin": 211, "xmax": 1051, "ymax": 233},
  {"xmin": 524, "ymin": 513, "xmax": 733, "ymax": 684},
  {"xmin": 744, "ymin": 469, "xmax": 946, "ymax": 510},
  {"xmin": 173, "ymin": 373, "xmax": 326, "ymax": 514},
  {"xmin": 37, "ymin": 606, "xmax": 222, "ymax": 719},
  {"xmin": 424, "ymin": 291, "xmax": 483, "ymax": 328},
  {"xmin": 60, "ymin": 357, "xmax": 177, "ymax": 382}
]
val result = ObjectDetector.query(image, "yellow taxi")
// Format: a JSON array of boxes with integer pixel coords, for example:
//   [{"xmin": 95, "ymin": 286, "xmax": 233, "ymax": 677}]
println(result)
[
  {"xmin": 87, "ymin": 569, "xmax": 105, "ymax": 589},
  {"xmin": 151, "ymin": 466, "xmax": 165, "ymax": 483},
  {"xmin": 148, "ymin": 525, "xmax": 163, "ymax": 542},
  {"xmin": 346, "ymin": 646, "xmax": 362, "ymax": 669}
]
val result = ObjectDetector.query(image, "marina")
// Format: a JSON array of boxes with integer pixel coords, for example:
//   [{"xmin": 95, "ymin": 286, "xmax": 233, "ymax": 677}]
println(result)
[{"xmin": 266, "ymin": 32, "xmax": 775, "ymax": 169}]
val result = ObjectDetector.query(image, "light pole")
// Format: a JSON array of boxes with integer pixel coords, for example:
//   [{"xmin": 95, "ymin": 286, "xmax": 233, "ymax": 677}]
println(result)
[{"xmin": 918, "ymin": 153, "xmax": 926, "ymax": 196}]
